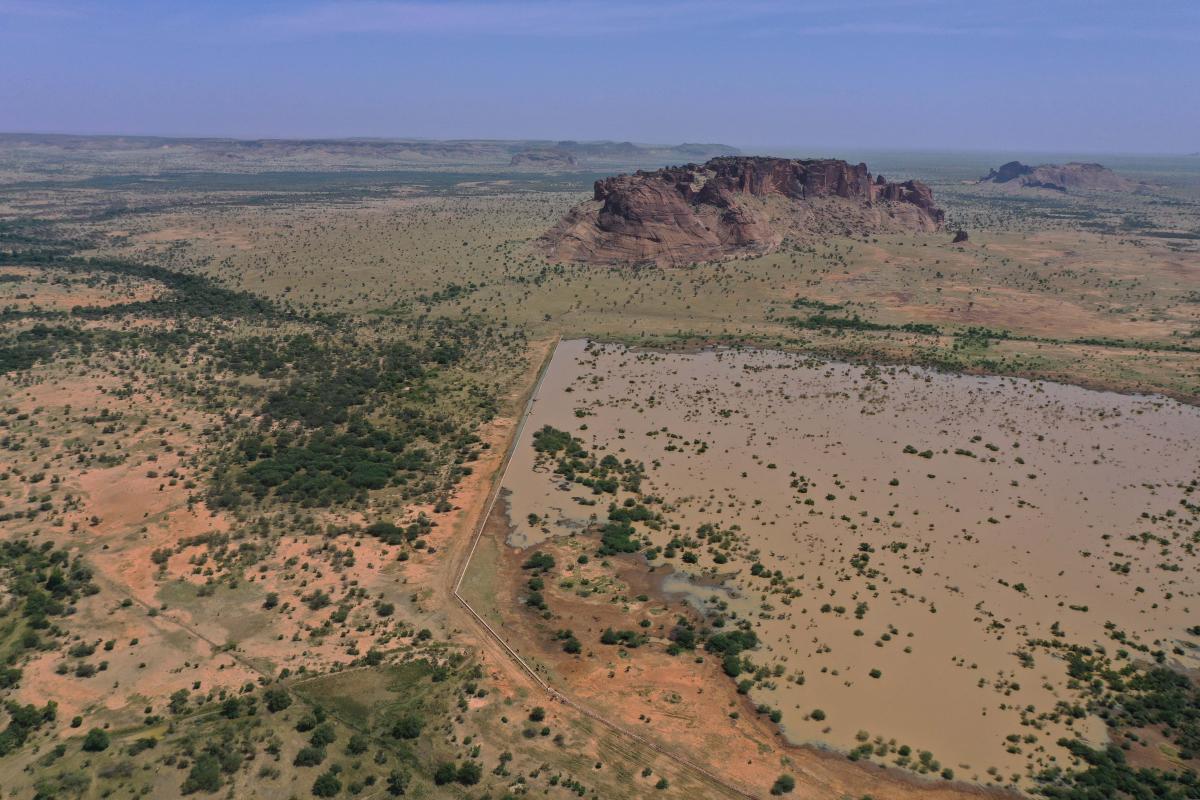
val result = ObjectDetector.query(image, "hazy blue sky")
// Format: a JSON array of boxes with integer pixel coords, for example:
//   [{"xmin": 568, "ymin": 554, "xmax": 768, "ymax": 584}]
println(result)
[{"xmin": 1, "ymin": 0, "xmax": 1197, "ymax": 153}]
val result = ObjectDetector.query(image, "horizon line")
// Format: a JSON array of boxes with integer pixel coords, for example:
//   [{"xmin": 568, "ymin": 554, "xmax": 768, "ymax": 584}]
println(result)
[{"xmin": 0, "ymin": 130, "xmax": 1194, "ymax": 159}]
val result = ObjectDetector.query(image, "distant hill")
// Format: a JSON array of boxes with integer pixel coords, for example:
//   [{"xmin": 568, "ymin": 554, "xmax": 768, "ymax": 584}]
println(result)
[
  {"xmin": 977, "ymin": 160, "xmax": 1136, "ymax": 192},
  {"xmin": 0, "ymin": 133, "xmax": 739, "ymax": 175},
  {"xmin": 509, "ymin": 148, "xmax": 577, "ymax": 168}
]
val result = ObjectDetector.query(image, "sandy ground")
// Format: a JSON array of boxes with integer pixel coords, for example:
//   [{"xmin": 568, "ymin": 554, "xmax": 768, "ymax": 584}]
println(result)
[{"xmin": 497, "ymin": 339, "xmax": 1200, "ymax": 788}]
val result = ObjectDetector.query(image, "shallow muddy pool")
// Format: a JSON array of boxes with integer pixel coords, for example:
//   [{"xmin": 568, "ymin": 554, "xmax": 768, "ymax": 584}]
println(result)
[{"xmin": 499, "ymin": 339, "xmax": 1200, "ymax": 781}]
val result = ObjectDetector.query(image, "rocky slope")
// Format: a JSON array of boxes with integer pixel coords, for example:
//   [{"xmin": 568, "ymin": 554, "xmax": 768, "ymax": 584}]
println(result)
[
  {"xmin": 978, "ymin": 160, "xmax": 1135, "ymax": 192},
  {"xmin": 540, "ymin": 156, "xmax": 944, "ymax": 265}
]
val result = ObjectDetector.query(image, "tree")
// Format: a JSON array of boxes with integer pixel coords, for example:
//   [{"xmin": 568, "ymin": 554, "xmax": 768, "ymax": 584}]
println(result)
[
  {"xmin": 169, "ymin": 688, "xmax": 190, "ymax": 714},
  {"xmin": 723, "ymin": 653, "xmax": 742, "ymax": 677},
  {"xmin": 309, "ymin": 722, "xmax": 336, "ymax": 747},
  {"xmin": 456, "ymin": 760, "xmax": 482, "ymax": 786},
  {"xmin": 181, "ymin": 753, "xmax": 221, "ymax": 794},
  {"xmin": 293, "ymin": 746, "xmax": 326, "ymax": 767},
  {"xmin": 263, "ymin": 688, "xmax": 291, "ymax": 712},
  {"xmin": 386, "ymin": 769, "xmax": 410, "ymax": 796},
  {"xmin": 312, "ymin": 770, "xmax": 342, "ymax": 797},
  {"xmin": 770, "ymin": 774, "xmax": 795, "ymax": 795},
  {"xmin": 522, "ymin": 551, "xmax": 555, "ymax": 571},
  {"xmin": 81, "ymin": 727, "xmax": 109, "ymax": 752},
  {"xmin": 433, "ymin": 762, "xmax": 457, "ymax": 785},
  {"xmin": 391, "ymin": 714, "xmax": 423, "ymax": 739}
]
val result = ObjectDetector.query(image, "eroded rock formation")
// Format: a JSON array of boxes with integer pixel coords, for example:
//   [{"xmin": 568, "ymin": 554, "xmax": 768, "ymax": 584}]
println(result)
[
  {"xmin": 540, "ymin": 156, "xmax": 944, "ymax": 266},
  {"xmin": 978, "ymin": 160, "xmax": 1135, "ymax": 192}
]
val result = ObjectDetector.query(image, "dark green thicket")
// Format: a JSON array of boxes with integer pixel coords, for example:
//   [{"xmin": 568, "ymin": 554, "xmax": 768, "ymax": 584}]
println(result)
[
  {"xmin": 1035, "ymin": 739, "xmax": 1200, "ymax": 799},
  {"xmin": 531, "ymin": 425, "xmax": 581, "ymax": 456},
  {"xmin": 0, "ymin": 249, "xmax": 287, "ymax": 372},
  {"xmin": 218, "ymin": 331, "xmax": 488, "ymax": 509},
  {"xmin": 0, "ymin": 250, "xmax": 287, "ymax": 322},
  {"xmin": 1033, "ymin": 649, "xmax": 1200, "ymax": 797}
]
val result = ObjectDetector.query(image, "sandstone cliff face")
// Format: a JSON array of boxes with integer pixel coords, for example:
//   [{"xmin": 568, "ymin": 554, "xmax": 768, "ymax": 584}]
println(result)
[
  {"xmin": 978, "ymin": 160, "xmax": 1135, "ymax": 192},
  {"xmin": 540, "ymin": 156, "xmax": 943, "ymax": 266}
]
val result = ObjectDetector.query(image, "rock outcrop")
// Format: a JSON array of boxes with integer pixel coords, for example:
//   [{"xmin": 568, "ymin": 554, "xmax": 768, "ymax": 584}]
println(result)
[
  {"xmin": 978, "ymin": 161, "xmax": 1135, "ymax": 192},
  {"xmin": 540, "ymin": 156, "xmax": 944, "ymax": 266}
]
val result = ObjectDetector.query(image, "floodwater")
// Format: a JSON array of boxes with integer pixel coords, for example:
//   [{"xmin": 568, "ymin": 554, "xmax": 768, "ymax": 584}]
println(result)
[{"xmin": 501, "ymin": 339, "xmax": 1200, "ymax": 780}]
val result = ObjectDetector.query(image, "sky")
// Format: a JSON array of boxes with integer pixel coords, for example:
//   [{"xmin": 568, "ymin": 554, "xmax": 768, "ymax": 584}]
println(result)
[{"xmin": 0, "ymin": 0, "xmax": 1197, "ymax": 153}]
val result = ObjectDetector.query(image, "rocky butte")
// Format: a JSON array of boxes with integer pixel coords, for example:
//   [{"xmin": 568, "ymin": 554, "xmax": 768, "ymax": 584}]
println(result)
[
  {"xmin": 539, "ymin": 155, "xmax": 944, "ymax": 266},
  {"xmin": 978, "ymin": 160, "xmax": 1136, "ymax": 192}
]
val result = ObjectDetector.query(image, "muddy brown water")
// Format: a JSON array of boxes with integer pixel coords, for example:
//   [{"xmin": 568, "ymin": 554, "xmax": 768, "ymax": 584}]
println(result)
[{"xmin": 499, "ymin": 339, "xmax": 1200, "ymax": 783}]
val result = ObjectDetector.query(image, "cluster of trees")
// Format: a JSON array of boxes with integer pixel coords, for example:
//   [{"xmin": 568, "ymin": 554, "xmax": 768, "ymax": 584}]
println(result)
[
  {"xmin": 0, "ymin": 540, "xmax": 101, "ymax": 697},
  {"xmin": 433, "ymin": 760, "xmax": 482, "ymax": 786},
  {"xmin": 599, "ymin": 628, "xmax": 646, "ymax": 648},
  {"xmin": 219, "ymin": 328, "xmax": 485, "ymax": 510},
  {"xmin": 705, "ymin": 629, "xmax": 760, "ymax": 678},
  {"xmin": 1035, "ymin": 739, "xmax": 1200, "ymax": 799},
  {"xmin": 1033, "ymin": 651, "xmax": 1200, "ymax": 796},
  {"xmin": 236, "ymin": 424, "xmax": 435, "ymax": 507},
  {"xmin": 532, "ymin": 425, "xmax": 582, "ymax": 456},
  {"xmin": 784, "ymin": 311, "xmax": 941, "ymax": 336},
  {"xmin": 532, "ymin": 426, "xmax": 644, "ymax": 495},
  {"xmin": 0, "ymin": 323, "xmax": 121, "ymax": 372},
  {"xmin": 366, "ymin": 514, "xmax": 435, "ymax": 546},
  {"xmin": 598, "ymin": 520, "xmax": 641, "ymax": 555},
  {"xmin": 0, "ymin": 700, "xmax": 57, "ymax": 757}
]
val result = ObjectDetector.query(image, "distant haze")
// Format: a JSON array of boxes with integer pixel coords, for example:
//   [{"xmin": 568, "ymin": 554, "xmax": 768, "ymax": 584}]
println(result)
[{"xmin": 1, "ymin": 0, "xmax": 1197, "ymax": 154}]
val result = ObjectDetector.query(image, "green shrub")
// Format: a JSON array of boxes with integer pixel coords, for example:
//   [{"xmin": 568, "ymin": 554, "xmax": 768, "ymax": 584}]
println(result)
[
  {"xmin": 81, "ymin": 728, "xmax": 109, "ymax": 752},
  {"xmin": 181, "ymin": 753, "xmax": 221, "ymax": 794},
  {"xmin": 433, "ymin": 762, "xmax": 457, "ymax": 785},
  {"xmin": 293, "ymin": 746, "xmax": 326, "ymax": 767},
  {"xmin": 263, "ymin": 688, "xmax": 291, "ymax": 712},
  {"xmin": 312, "ymin": 770, "xmax": 342, "ymax": 797},
  {"xmin": 391, "ymin": 714, "xmax": 423, "ymax": 740},
  {"xmin": 456, "ymin": 761, "xmax": 482, "ymax": 785}
]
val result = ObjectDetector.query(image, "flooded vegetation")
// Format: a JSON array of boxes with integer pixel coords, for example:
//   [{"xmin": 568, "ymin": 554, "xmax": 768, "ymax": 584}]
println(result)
[{"xmin": 498, "ymin": 339, "xmax": 1200, "ymax": 790}]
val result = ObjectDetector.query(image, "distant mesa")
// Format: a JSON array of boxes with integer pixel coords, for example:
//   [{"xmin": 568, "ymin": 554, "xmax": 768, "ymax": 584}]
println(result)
[
  {"xmin": 540, "ymin": 156, "xmax": 944, "ymax": 266},
  {"xmin": 978, "ymin": 160, "xmax": 1135, "ymax": 192},
  {"xmin": 510, "ymin": 149, "xmax": 578, "ymax": 168}
]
